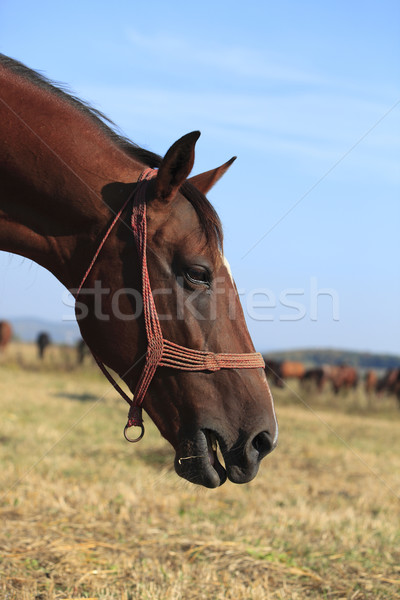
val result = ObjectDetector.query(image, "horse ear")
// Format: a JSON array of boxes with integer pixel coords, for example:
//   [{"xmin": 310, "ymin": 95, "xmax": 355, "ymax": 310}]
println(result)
[
  {"xmin": 188, "ymin": 157, "xmax": 237, "ymax": 195},
  {"xmin": 155, "ymin": 131, "xmax": 201, "ymax": 203}
]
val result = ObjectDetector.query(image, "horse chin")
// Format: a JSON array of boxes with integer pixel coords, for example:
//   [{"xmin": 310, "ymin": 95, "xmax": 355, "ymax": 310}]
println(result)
[{"xmin": 174, "ymin": 430, "xmax": 228, "ymax": 488}]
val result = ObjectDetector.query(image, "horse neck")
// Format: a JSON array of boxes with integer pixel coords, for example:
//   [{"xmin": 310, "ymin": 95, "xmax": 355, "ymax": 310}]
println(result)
[{"xmin": 0, "ymin": 63, "xmax": 144, "ymax": 290}]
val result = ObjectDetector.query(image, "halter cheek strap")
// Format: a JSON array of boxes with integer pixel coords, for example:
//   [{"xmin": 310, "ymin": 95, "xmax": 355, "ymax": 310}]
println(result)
[{"xmin": 76, "ymin": 168, "xmax": 265, "ymax": 442}]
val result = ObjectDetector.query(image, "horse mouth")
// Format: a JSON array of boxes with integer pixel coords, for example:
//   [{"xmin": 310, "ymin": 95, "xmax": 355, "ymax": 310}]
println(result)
[{"xmin": 174, "ymin": 429, "xmax": 227, "ymax": 488}]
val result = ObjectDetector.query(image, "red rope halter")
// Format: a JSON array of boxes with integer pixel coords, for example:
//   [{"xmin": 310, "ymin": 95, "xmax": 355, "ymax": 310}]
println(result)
[{"xmin": 76, "ymin": 169, "xmax": 265, "ymax": 442}]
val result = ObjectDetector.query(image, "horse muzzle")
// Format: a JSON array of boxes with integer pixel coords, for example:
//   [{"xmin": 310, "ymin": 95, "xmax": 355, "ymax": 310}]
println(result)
[{"xmin": 174, "ymin": 426, "xmax": 277, "ymax": 488}]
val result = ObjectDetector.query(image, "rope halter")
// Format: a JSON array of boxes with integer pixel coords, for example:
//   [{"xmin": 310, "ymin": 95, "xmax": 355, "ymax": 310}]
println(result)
[{"xmin": 76, "ymin": 168, "xmax": 265, "ymax": 442}]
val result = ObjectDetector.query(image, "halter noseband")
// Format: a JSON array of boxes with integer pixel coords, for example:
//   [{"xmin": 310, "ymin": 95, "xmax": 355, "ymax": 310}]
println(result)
[{"xmin": 76, "ymin": 169, "xmax": 265, "ymax": 442}]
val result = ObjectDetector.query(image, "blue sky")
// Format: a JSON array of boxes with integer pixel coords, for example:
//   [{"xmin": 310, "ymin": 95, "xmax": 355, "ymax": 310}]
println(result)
[{"xmin": 0, "ymin": 0, "xmax": 399, "ymax": 354}]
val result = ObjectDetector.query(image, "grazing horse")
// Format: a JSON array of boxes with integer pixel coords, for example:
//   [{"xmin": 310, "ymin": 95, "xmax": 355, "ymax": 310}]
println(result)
[
  {"xmin": 0, "ymin": 320, "xmax": 12, "ymax": 351},
  {"xmin": 302, "ymin": 367, "xmax": 325, "ymax": 392},
  {"xmin": 76, "ymin": 338, "xmax": 89, "ymax": 365},
  {"xmin": 364, "ymin": 369, "xmax": 377, "ymax": 395},
  {"xmin": 377, "ymin": 368, "xmax": 400, "ymax": 406},
  {"xmin": 265, "ymin": 360, "xmax": 305, "ymax": 388},
  {"xmin": 36, "ymin": 331, "xmax": 51, "ymax": 359},
  {"xmin": 264, "ymin": 359, "xmax": 282, "ymax": 386},
  {"xmin": 323, "ymin": 365, "xmax": 359, "ymax": 394},
  {"xmin": 0, "ymin": 55, "xmax": 278, "ymax": 487}
]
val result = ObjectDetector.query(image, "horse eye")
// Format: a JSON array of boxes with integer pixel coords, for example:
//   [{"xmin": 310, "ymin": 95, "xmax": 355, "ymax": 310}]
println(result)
[{"xmin": 184, "ymin": 266, "xmax": 211, "ymax": 286}]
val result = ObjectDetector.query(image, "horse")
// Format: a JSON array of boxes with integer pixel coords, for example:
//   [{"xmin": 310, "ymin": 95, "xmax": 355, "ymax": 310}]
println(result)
[
  {"xmin": 0, "ymin": 320, "xmax": 12, "ymax": 351},
  {"xmin": 0, "ymin": 54, "xmax": 278, "ymax": 488},
  {"xmin": 76, "ymin": 338, "xmax": 89, "ymax": 365},
  {"xmin": 265, "ymin": 359, "xmax": 305, "ymax": 388},
  {"xmin": 302, "ymin": 367, "xmax": 326, "ymax": 392},
  {"xmin": 376, "ymin": 368, "xmax": 400, "ymax": 406},
  {"xmin": 323, "ymin": 365, "xmax": 359, "ymax": 394},
  {"xmin": 36, "ymin": 331, "xmax": 51, "ymax": 359},
  {"xmin": 364, "ymin": 369, "xmax": 377, "ymax": 395},
  {"xmin": 264, "ymin": 359, "xmax": 282, "ymax": 386}
]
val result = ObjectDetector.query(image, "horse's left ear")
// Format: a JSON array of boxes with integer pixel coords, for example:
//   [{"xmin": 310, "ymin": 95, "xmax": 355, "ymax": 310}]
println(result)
[
  {"xmin": 156, "ymin": 131, "xmax": 200, "ymax": 203},
  {"xmin": 188, "ymin": 157, "xmax": 236, "ymax": 195}
]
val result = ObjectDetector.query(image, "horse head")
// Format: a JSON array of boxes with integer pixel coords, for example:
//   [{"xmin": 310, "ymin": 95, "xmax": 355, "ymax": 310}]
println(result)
[{"xmin": 115, "ymin": 132, "xmax": 278, "ymax": 487}]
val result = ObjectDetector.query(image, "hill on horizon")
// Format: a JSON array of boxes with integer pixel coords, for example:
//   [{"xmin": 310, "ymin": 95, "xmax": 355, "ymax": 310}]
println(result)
[{"xmin": 264, "ymin": 348, "xmax": 400, "ymax": 370}]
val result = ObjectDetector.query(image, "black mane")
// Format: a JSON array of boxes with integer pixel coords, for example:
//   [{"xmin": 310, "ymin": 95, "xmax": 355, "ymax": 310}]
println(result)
[{"xmin": 0, "ymin": 54, "xmax": 223, "ymax": 248}]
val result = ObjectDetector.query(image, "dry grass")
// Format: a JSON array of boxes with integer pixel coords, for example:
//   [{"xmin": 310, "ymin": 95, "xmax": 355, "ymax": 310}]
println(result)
[{"xmin": 0, "ymin": 343, "xmax": 399, "ymax": 599}]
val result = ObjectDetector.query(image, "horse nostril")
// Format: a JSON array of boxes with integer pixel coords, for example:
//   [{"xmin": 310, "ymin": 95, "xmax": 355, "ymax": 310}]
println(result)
[{"xmin": 252, "ymin": 431, "xmax": 274, "ymax": 460}]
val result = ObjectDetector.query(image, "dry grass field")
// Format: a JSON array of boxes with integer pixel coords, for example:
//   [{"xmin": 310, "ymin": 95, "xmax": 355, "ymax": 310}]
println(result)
[{"xmin": 0, "ymin": 343, "xmax": 399, "ymax": 599}]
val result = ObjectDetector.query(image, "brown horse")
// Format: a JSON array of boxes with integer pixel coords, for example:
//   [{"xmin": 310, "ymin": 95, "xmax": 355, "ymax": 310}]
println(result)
[
  {"xmin": 364, "ymin": 369, "xmax": 377, "ymax": 395},
  {"xmin": 323, "ymin": 365, "xmax": 358, "ymax": 394},
  {"xmin": 302, "ymin": 367, "xmax": 325, "ymax": 392},
  {"xmin": 265, "ymin": 359, "xmax": 305, "ymax": 388},
  {"xmin": 377, "ymin": 368, "xmax": 400, "ymax": 406},
  {"xmin": 0, "ymin": 320, "xmax": 12, "ymax": 351},
  {"xmin": 0, "ymin": 55, "xmax": 277, "ymax": 487}
]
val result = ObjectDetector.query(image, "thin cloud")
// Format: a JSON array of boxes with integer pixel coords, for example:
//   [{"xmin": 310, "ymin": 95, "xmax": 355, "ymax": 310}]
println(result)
[
  {"xmin": 125, "ymin": 28, "xmax": 325, "ymax": 85},
  {"xmin": 124, "ymin": 27, "xmax": 399, "ymax": 101},
  {"xmin": 80, "ymin": 82, "xmax": 400, "ymax": 183}
]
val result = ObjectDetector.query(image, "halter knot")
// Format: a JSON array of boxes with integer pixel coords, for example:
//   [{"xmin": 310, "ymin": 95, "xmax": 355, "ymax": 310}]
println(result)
[{"xmin": 204, "ymin": 354, "xmax": 221, "ymax": 372}]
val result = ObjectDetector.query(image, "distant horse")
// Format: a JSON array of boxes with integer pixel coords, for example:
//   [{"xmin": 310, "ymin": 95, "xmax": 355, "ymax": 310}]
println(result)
[
  {"xmin": 364, "ymin": 370, "xmax": 377, "ymax": 395},
  {"xmin": 265, "ymin": 360, "xmax": 305, "ymax": 388},
  {"xmin": 264, "ymin": 359, "xmax": 282, "ymax": 386},
  {"xmin": 0, "ymin": 320, "xmax": 12, "ymax": 352},
  {"xmin": 377, "ymin": 368, "xmax": 400, "ymax": 406},
  {"xmin": 323, "ymin": 365, "xmax": 359, "ymax": 394},
  {"xmin": 302, "ymin": 367, "xmax": 325, "ymax": 392},
  {"xmin": 36, "ymin": 331, "xmax": 51, "ymax": 359},
  {"xmin": 0, "ymin": 54, "xmax": 277, "ymax": 487},
  {"xmin": 76, "ymin": 338, "xmax": 89, "ymax": 365}
]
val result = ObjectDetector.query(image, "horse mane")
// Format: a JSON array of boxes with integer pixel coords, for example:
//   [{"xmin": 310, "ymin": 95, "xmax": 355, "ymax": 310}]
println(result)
[{"xmin": 0, "ymin": 54, "xmax": 223, "ymax": 249}]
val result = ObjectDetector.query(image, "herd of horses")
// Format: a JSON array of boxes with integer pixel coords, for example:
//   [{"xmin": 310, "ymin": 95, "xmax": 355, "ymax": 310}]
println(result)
[{"xmin": 264, "ymin": 358, "xmax": 400, "ymax": 404}]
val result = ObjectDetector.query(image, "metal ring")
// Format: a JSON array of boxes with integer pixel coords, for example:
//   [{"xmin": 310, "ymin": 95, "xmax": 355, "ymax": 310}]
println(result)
[{"xmin": 124, "ymin": 423, "xmax": 145, "ymax": 443}]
